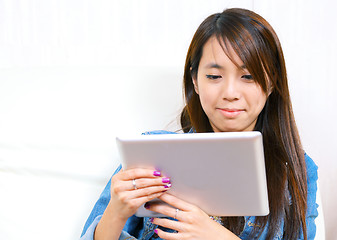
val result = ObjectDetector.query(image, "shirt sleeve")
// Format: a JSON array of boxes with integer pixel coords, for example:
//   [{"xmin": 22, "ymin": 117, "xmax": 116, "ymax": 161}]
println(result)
[
  {"xmin": 79, "ymin": 165, "xmax": 145, "ymax": 240},
  {"xmin": 80, "ymin": 215, "xmax": 102, "ymax": 240},
  {"xmin": 304, "ymin": 153, "xmax": 319, "ymax": 239},
  {"xmin": 80, "ymin": 165, "xmax": 122, "ymax": 239},
  {"xmin": 79, "ymin": 214, "xmax": 139, "ymax": 240}
]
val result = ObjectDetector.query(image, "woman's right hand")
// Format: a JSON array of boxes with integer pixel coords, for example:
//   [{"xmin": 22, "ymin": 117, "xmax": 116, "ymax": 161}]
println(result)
[
  {"xmin": 94, "ymin": 168, "xmax": 171, "ymax": 240},
  {"xmin": 108, "ymin": 168, "xmax": 171, "ymax": 221}
]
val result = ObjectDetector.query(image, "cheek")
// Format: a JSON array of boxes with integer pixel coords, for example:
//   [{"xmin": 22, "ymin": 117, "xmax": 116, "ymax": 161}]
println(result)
[
  {"xmin": 198, "ymin": 94, "xmax": 211, "ymax": 113},
  {"xmin": 250, "ymin": 90, "xmax": 268, "ymax": 112},
  {"xmin": 242, "ymin": 83, "xmax": 266, "ymax": 109},
  {"xmin": 198, "ymin": 86, "xmax": 218, "ymax": 108}
]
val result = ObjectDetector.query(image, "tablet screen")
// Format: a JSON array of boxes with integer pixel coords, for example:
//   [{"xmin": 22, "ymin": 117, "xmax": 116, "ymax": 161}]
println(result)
[{"xmin": 116, "ymin": 131, "xmax": 269, "ymax": 217}]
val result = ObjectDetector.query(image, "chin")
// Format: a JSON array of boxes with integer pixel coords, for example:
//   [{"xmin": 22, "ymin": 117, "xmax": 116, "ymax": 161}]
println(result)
[{"xmin": 213, "ymin": 126, "xmax": 243, "ymax": 132}]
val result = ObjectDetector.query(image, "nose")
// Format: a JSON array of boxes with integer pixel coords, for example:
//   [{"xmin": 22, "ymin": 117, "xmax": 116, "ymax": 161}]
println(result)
[{"xmin": 222, "ymin": 78, "xmax": 240, "ymax": 101}]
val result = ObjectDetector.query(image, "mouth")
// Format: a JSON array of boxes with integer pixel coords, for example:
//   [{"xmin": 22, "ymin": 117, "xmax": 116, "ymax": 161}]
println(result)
[{"xmin": 217, "ymin": 108, "xmax": 245, "ymax": 118}]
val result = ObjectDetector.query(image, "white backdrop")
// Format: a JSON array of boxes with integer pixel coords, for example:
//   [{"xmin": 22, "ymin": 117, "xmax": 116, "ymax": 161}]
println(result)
[{"xmin": 0, "ymin": 0, "xmax": 336, "ymax": 239}]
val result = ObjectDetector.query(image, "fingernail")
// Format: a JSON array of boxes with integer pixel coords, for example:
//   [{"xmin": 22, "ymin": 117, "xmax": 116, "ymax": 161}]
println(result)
[
  {"xmin": 162, "ymin": 177, "xmax": 170, "ymax": 183},
  {"xmin": 153, "ymin": 170, "xmax": 161, "ymax": 176},
  {"xmin": 144, "ymin": 202, "xmax": 150, "ymax": 209},
  {"xmin": 154, "ymin": 229, "xmax": 158, "ymax": 234},
  {"xmin": 150, "ymin": 217, "xmax": 154, "ymax": 222},
  {"xmin": 164, "ymin": 183, "xmax": 172, "ymax": 188}
]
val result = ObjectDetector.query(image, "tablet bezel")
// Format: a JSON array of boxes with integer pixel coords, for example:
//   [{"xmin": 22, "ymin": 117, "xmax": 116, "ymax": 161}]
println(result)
[{"xmin": 116, "ymin": 131, "xmax": 269, "ymax": 217}]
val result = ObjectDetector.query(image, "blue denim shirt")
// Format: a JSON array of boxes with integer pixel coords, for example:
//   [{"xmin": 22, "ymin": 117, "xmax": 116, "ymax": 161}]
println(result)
[{"xmin": 80, "ymin": 130, "xmax": 318, "ymax": 240}]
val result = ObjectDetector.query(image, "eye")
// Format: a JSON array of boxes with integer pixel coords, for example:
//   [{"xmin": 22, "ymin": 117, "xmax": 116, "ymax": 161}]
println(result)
[
  {"xmin": 241, "ymin": 74, "xmax": 253, "ymax": 80},
  {"xmin": 206, "ymin": 75, "xmax": 222, "ymax": 80}
]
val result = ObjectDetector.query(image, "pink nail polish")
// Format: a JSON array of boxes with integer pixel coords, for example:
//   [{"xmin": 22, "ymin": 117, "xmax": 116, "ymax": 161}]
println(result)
[
  {"xmin": 150, "ymin": 217, "xmax": 154, "ymax": 222},
  {"xmin": 154, "ymin": 229, "xmax": 158, "ymax": 234},
  {"xmin": 153, "ymin": 170, "xmax": 161, "ymax": 176},
  {"xmin": 162, "ymin": 177, "xmax": 170, "ymax": 183},
  {"xmin": 164, "ymin": 183, "xmax": 172, "ymax": 188}
]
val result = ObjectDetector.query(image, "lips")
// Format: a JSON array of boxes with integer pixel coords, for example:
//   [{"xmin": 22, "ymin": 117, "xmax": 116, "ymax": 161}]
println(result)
[{"xmin": 217, "ymin": 108, "xmax": 245, "ymax": 118}]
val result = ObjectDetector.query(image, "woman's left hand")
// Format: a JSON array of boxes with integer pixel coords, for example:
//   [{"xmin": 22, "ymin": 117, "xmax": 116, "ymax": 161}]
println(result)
[{"xmin": 146, "ymin": 193, "xmax": 240, "ymax": 240}]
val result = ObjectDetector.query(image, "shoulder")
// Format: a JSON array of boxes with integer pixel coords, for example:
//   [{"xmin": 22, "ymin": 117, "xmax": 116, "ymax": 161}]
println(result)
[
  {"xmin": 142, "ymin": 130, "xmax": 179, "ymax": 135},
  {"xmin": 142, "ymin": 128, "xmax": 195, "ymax": 135},
  {"xmin": 304, "ymin": 153, "xmax": 318, "ymax": 181}
]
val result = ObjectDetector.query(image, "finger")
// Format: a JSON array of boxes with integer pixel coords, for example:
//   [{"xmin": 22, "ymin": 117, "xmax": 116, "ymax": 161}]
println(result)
[
  {"xmin": 158, "ymin": 192, "xmax": 193, "ymax": 212},
  {"xmin": 119, "ymin": 168, "xmax": 163, "ymax": 181},
  {"xmin": 129, "ymin": 177, "xmax": 171, "ymax": 190},
  {"xmin": 122, "ymin": 191, "xmax": 167, "ymax": 210},
  {"xmin": 146, "ymin": 201, "xmax": 183, "ymax": 220},
  {"xmin": 119, "ymin": 185, "xmax": 168, "ymax": 201},
  {"xmin": 113, "ymin": 177, "xmax": 171, "ymax": 192},
  {"xmin": 152, "ymin": 217, "xmax": 183, "ymax": 232},
  {"xmin": 154, "ymin": 228, "xmax": 182, "ymax": 240}
]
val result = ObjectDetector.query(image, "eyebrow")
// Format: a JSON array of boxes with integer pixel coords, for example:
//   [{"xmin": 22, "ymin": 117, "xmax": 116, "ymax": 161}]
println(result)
[
  {"xmin": 205, "ymin": 63, "xmax": 247, "ymax": 70},
  {"xmin": 205, "ymin": 63, "xmax": 223, "ymax": 69}
]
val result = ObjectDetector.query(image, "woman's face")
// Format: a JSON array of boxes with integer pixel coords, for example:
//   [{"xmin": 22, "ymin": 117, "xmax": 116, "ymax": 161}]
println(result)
[{"xmin": 193, "ymin": 37, "xmax": 268, "ymax": 132}]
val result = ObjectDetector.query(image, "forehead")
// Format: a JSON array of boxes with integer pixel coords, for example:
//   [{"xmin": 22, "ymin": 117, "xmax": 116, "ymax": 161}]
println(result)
[{"xmin": 199, "ymin": 37, "xmax": 244, "ymax": 69}]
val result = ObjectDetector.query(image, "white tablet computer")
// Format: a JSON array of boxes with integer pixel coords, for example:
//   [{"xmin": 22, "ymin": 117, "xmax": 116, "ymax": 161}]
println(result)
[{"xmin": 116, "ymin": 131, "xmax": 269, "ymax": 217}]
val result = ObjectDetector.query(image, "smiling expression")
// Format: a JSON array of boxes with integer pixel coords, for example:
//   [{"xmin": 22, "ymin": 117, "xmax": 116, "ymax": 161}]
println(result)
[{"xmin": 192, "ymin": 37, "xmax": 268, "ymax": 132}]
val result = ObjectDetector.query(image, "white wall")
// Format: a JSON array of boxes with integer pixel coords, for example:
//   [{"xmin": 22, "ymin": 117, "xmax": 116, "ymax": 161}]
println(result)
[{"xmin": 0, "ymin": 0, "xmax": 336, "ymax": 239}]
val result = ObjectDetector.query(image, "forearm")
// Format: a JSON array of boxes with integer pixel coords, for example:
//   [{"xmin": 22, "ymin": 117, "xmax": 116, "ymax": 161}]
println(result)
[
  {"xmin": 94, "ymin": 202, "xmax": 127, "ymax": 240},
  {"xmin": 222, "ymin": 227, "xmax": 241, "ymax": 240}
]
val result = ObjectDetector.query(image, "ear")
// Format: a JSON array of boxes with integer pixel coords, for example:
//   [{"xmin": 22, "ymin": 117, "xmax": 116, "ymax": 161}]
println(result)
[
  {"xmin": 191, "ymin": 67, "xmax": 199, "ymax": 95},
  {"xmin": 264, "ymin": 76, "xmax": 273, "ymax": 96},
  {"xmin": 267, "ymin": 82, "xmax": 274, "ymax": 96}
]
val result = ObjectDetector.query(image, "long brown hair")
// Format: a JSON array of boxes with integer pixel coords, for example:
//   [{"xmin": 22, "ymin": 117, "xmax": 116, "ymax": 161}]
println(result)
[{"xmin": 180, "ymin": 8, "xmax": 307, "ymax": 239}]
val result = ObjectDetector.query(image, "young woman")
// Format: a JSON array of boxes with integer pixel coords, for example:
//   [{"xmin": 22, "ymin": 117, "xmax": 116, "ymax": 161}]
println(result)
[{"xmin": 80, "ymin": 8, "xmax": 318, "ymax": 240}]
